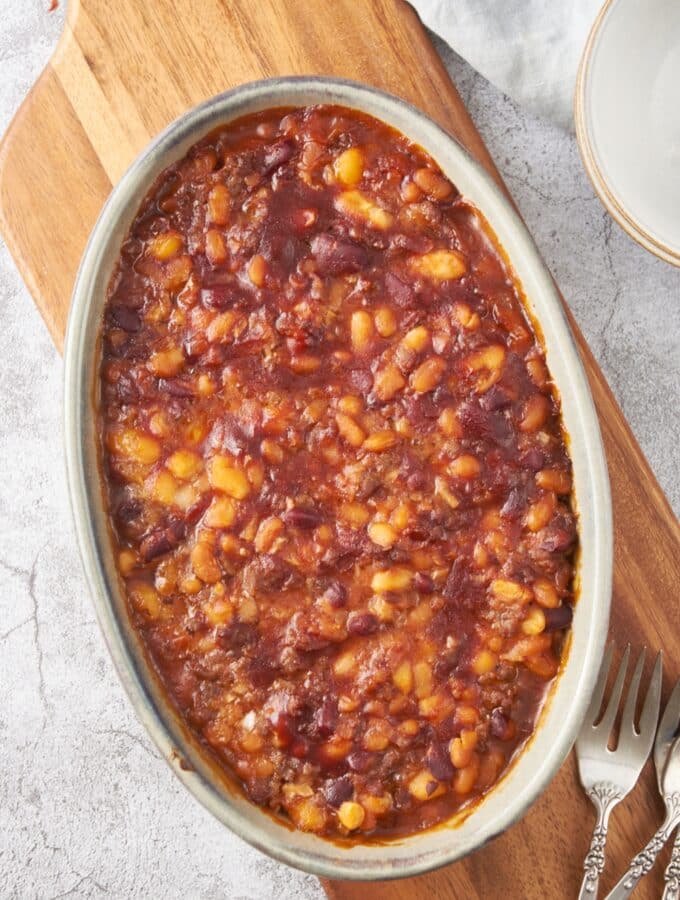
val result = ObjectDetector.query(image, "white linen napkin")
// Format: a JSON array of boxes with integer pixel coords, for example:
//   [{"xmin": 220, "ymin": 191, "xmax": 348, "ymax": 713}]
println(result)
[{"xmin": 412, "ymin": 0, "xmax": 601, "ymax": 129}]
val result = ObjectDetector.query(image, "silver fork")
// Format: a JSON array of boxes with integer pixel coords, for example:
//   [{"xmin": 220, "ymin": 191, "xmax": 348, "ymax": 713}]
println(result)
[
  {"xmin": 605, "ymin": 679, "xmax": 680, "ymax": 899},
  {"xmin": 658, "ymin": 681, "xmax": 680, "ymax": 900},
  {"xmin": 607, "ymin": 739, "xmax": 680, "ymax": 897},
  {"xmin": 575, "ymin": 644, "xmax": 663, "ymax": 899}
]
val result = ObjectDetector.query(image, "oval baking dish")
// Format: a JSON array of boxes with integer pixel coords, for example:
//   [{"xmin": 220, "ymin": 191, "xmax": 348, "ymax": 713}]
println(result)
[{"xmin": 64, "ymin": 76, "xmax": 612, "ymax": 880}]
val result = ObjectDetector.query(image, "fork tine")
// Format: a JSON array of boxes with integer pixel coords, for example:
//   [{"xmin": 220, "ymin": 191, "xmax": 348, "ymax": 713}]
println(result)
[
  {"xmin": 638, "ymin": 651, "xmax": 663, "ymax": 743},
  {"xmin": 618, "ymin": 648, "xmax": 646, "ymax": 739},
  {"xmin": 583, "ymin": 642, "xmax": 615, "ymax": 728},
  {"xmin": 657, "ymin": 675, "xmax": 680, "ymax": 741},
  {"xmin": 593, "ymin": 643, "xmax": 631, "ymax": 735},
  {"xmin": 654, "ymin": 675, "xmax": 680, "ymax": 780}
]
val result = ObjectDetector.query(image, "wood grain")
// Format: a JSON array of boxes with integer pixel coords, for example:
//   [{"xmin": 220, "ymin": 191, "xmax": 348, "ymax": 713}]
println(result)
[{"xmin": 0, "ymin": 1, "xmax": 678, "ymax": 896}]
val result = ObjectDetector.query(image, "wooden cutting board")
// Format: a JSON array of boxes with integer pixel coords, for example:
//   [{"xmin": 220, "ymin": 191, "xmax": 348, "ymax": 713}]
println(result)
[{"xmin": 1, "ymin": 2, "xmax": 678, "ymax": 896}]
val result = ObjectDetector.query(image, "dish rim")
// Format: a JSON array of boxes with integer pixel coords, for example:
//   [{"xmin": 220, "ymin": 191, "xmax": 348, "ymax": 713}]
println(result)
[
  {"xmin": 574, "ymin": 0, "xmax": 680, "ymax": 268},
  {"xmin": 64, "ymin": 75, "xmax": 612, "ymax": 880}
]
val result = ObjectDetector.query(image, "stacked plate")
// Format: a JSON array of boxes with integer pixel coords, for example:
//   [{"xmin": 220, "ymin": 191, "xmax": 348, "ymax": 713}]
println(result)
[{"xmin": 576, "ymin": 0, "xmax": 680, "ymax": 266}]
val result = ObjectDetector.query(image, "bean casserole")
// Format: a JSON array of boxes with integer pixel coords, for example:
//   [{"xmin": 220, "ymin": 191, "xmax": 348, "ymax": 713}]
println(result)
[{"xmin": 99, "ymin": 105, "xmax": 577, "ymax": 839}]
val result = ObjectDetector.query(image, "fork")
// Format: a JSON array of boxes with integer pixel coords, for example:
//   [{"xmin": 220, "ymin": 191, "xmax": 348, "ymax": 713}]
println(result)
[
  {"xmin": 575, "ymin": 644, "xmax": 662, "ymax": 899},
  {"xmin": 606, "ymin": 679, "xmax": 680, "ymax": 899},
  {"xmin": 657, "ymin": 681, "xmax": 680, "ymax": 900},
  {"xmin": 607, "ymin": 738, "xmax": 680, "ymax": 897}
]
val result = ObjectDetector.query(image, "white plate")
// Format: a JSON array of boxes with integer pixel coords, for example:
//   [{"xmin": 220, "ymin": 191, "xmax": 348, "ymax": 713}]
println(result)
[{"xmin": 576, "ymin": 0, "xmax": 680, "ymax": 265}]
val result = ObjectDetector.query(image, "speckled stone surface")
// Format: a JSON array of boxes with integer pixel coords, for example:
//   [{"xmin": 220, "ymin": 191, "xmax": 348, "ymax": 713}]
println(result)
[{"xmin": 0, "ymin": 4, "xmax": 677, "ymax": 899}]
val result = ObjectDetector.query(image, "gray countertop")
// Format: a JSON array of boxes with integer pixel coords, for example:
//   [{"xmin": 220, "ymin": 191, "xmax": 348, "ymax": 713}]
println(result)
[{"xmin": 1, "ymin": 4, "xmax": 677, "ymax": 898}]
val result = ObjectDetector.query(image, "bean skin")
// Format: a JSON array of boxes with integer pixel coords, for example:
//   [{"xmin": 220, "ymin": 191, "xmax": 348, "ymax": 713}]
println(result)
[
  {"xmin": 543, "ymin": 604, "xmax": 574, "ymax": 633},
  {"xmin": 347, "ymin": 750, "xmax": 374, "ymax": 773},
  {"xmin": 323, "ymin": 776, "xmax": 354, "ymax": 807},
  {"xmin": 323, "ymin": 581, "xmax": 348, "ymax": 608},
  {"xmin": 347, "ymin": 612, "xmax": 379, "ymax": 636},
  {"xmin": 283, "ymin": 507, "xmax": 322, "ymax": 529},
  {"xmin": 262, "ymin": 139, "xmax": 295, "ymax": 175},
  {"xmin": 414, "ymin": 572, "xmax": 435, "ymax": 593},
  {"xmin": 110, "ymin": 305, "xmax": 141, "ymax": 332},
  {"xmin": 311, "ymin": 233, "xmax": 368, "ymax": 276},
  {"xmin": 426, "ymin": 742, "xmax": 455, "ymax": 781}
]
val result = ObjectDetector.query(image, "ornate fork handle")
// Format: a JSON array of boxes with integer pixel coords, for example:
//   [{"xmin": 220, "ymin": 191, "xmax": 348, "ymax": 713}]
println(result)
[
  {"xmin": 606, "ymin": 792, "xmax": 680, "ymax": 899},
  {"xmin": 578, "ymin": 782, "xmax": 623, "ymax": 899},
  {"xmin": 662, "ymin": 828, "xmax": 680, "ymax": 900}
]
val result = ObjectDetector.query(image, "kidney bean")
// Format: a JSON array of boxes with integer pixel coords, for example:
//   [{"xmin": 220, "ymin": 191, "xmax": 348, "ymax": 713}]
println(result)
[
  {"xmin": 111, "ymin": 371, "xmax": 140, "ymax": 404},
  {"xmin": 384, "ymin": 271, "xmax": 415, "ymax": 307},
  {"xmin": 248, "ymin": 656, "xmax": 277, "ymax": 689},
  {"xmin": 310, "ymin": 233, "xmax": 368, "ymax": 276},
  {"xmin": 285, "ymin": 613, "xmax": 333, "ymax": 653},
  {"xmin": 522, "ymin": 448, "xmax": 545, "ymax": 471},
  {"xmin": 347, "ymin": 750, "xmax": 374, "ymax": 773},
  {"xmin": 247, "ymin": 779, "xmax": 273, "ymax": 805},
  {"xmin": 200, "ymin": 285, "xmax": 232, "ymax": 309},
  {"xmin": 314, "ymin": 697, "xmax": 338, "ymax": 737},
  {"xmin": 320, "ymin": 548, "xmax": 355, "ymax": 574},
  {"xmin": 432, "ymin": 383, "xmax": 452, "ymax": 407},
  {"xmin": 211, "ymin": 413, "xmax": 257, "ymax": 456},
  {"xmin": 186, "ymin": 494, "xmax": 211, "ymax": 526},
  {"xmin": 401, "ymin": 451, "xmax": 426, "ymax": 482},
  {"xmin": 539, "ymin": 516, "xmax": 576, "ymax": 553},
  {"xmin": 414, "ymin": 572, "xmax": 435, "ymax": 593},
  {"xmin": 490, "ymin": 708, "xmax": 514, "ymax": 740},
  {"xmin": 393, "ymin": 787, "xmax": 412, "ymax": 809},
  {"xmin": 555, "ymin": 562, "xmax": 572, "ymax": 592},
  {"xmin": 184, "ymin": 332, "xmax": 208, "ymax": 360},
  {"xmin": 437, "ymin": 715, "xmax": 458, "ymax": 742},
  {"xmin": 403, "ymin": 393, "xmax": 440, "ymax": 423},
  {"xmin": 443, "ymin": 558, "xmax": 467, "ymax": 602},
  {"xmin": 426, "ymin": 742, "xmax": 455, "ymax": 780},
  {"xmin": 323, "ymin": 776, "xmax": 354, "ymax": 807},
  {"xmin": 110, "ymin": 305, "xmax": 141, "ymax": 332},
  {"xmin": 140, "ymin": 529, "xmax": 174, "ymax": 562},
  {"xmin": 425, "ymin": 779, "xmax": 441, "ymax": 797},
  {"xmin": 282, "ymin": 507, "xmax": 322, "ymax": 529},
  {"xmin": 201, "ymin": 345, "xmax": 227, "ymax": 368},
  {"xmin": 165, "ymin": 518, "xmax": 186, "ymax": 544},
  {"xmin": 390, "ymin": 231, "xmax": 433, "ymax": 254},
  {"xmin": 334, "ymin": 525, "xmax": 367, "ymax": 556},
  {"xmin": 543, "ymin": 604, "xmax": 574, "ymax": 632},
  {"xmin": 501, "ymin": 487, "xmax": 525, "ymax": 519},
  {"xmin": 481, "ymin": 385, "xmax": 512, "ymax": 411},
  {"xmin": 262, "ymin": 138, "xmax": 295, "ymax": 175},
  {"xmin": 323, "ymin": 581, "xmax": 348, "ymax": 608},
  {"xmin": 116, "ymin": 498, "xmax": 142, "ymax": 525},
  {"xmin": 353, "ymin": 472, "xmax": 384, "ymax": 502},
  {"xmin": 216, "ymin": 621, "xmax": 258, "ymax": 650},
  {"xmin": 347, "ymin": 612, "xmax": 379, "ymax": 636},
  {"xmin": 158, "ymin": 378, "xmax": 194, "ymax": 398},
  {"xmin": 457, "ymin": 399, "xmax": 512, "ymax": 444}
]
